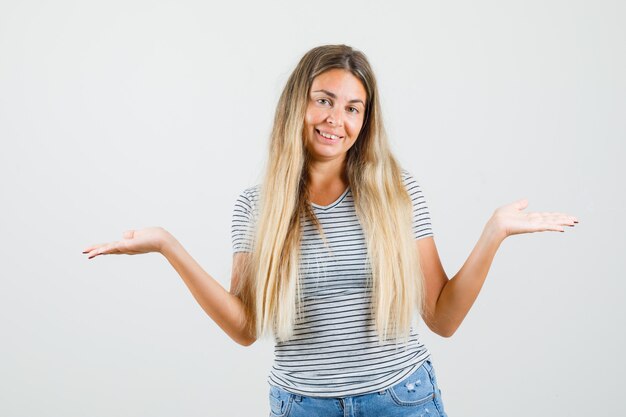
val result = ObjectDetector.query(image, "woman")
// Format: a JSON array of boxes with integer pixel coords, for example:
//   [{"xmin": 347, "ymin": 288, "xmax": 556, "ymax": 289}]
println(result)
[{"xmin": 83, "ymin": 45, "xmax": 578, "ymax": 417}]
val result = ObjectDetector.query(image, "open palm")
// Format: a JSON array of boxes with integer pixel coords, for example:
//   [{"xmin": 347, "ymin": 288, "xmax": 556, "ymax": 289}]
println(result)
[
  {"xmin": 493, "ymin": 199, "xmax": 579, "ymax": 238},
  {"xmin": 82, "ymin": 227, "xmax": 169, "ymax": 259}
]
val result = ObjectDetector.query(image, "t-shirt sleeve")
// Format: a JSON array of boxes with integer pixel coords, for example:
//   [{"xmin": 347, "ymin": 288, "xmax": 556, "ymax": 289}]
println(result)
[
  {"xmin": 401, "ymin": 170, "xmax": 435, "ymax": 240},
  {"xmin": 231, "ymin": 186, "xmax": 259, "ymax": 253}
]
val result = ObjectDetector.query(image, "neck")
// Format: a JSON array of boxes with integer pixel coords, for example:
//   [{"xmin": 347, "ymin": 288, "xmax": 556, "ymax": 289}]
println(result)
[{"xmin": 307, "ymin": 157, "xmax": 348, "ymax": 189}]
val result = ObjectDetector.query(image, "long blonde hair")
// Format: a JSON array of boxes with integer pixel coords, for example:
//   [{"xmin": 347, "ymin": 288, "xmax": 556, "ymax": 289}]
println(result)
[{"xmin": 233, "ymin": 44, "xmax": 425, "ymax": 344}]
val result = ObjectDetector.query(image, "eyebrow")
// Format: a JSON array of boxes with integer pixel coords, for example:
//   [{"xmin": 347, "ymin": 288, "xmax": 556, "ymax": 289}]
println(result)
[{"xmin": 312, "ymin": 89, "xmax": 365, "ymax": 106}]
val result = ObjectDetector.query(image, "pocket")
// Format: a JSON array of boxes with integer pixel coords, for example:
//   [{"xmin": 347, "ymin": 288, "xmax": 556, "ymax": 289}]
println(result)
[
  {"xmin": 387, "ymin": 363, "xmax": 436, "ymax": 406},
  {"xmin": 269, "ymin": 385, "xmax": 294, "ymax": 417},
  {"xmin": 423, "ymin": 359, "xmax": 447, "ymax": 416},
  {"xmin": 423, "ymin": 360, "xmax": 442, "ymax": 394},
  {"xmin": 422, "ymin": 359, "xmax": 437, "ymax": 382}
]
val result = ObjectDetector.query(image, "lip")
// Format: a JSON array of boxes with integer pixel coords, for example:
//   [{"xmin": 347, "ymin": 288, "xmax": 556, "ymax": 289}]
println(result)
[{"xmin": 315, "ymin": 129, "xmax": 343, "ymax": 142}]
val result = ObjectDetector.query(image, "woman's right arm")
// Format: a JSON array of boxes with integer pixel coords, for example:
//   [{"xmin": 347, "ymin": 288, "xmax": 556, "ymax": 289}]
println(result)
[
  {"xmin": 161, "ymin": 234, "xmax": 256, "ymax": 346},
  {"xmin": 84, "ymin": 227, "xmax": 256, "ymax": 346}
]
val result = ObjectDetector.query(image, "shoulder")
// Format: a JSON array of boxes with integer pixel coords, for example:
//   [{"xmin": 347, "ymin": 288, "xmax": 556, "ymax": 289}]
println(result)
[
  {"xmin": 400, "ymin": 168, "xmax": 425, "ymax": 192},
  {"xmin": 236, "ymin": 184, "xmax": 262, "ymax": 205},
  {"xmin": 231, "ymin": 185, "xmax": 261, "ymax": 252},
  {"xmin": 233, "ymin": 184, "xmax": 262, "ymax": 219},
  {"xmin": 400, "ymin": 168, "xmax": 435, "ymax": 238}
]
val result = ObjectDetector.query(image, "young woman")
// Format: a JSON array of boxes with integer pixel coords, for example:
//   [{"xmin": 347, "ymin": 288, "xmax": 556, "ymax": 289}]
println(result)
[{"xmin": 83, "ymin": 45, "xmax": 578, "ymax": 417}]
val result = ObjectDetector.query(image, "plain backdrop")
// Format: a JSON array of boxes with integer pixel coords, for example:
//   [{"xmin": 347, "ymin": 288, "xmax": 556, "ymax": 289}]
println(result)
[{"xmin": 1, "ymin": 1, "xmax": 624, "ymax": 416}]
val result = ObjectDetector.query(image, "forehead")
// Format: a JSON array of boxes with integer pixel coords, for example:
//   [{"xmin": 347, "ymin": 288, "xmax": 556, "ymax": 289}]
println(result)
[{"xmin": 310, "ymin": 69, "xmax": 367, "ymax": 101}]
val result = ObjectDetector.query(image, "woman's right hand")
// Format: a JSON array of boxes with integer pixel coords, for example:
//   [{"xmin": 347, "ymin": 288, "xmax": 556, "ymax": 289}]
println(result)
[{"xmin": 82, "ymin": 227, "xmax": 172, "ymax": 259}]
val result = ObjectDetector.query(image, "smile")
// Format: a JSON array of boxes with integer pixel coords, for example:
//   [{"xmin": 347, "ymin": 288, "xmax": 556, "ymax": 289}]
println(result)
[{"xmin": 315, "ymin": 129, "xmax": 343, "ymax": 141}]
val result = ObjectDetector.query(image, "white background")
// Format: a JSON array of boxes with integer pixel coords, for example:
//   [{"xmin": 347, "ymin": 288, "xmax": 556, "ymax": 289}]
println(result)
[{"xmin": 1, "ymin": 1, "xmax": 624, "ymax": 415}]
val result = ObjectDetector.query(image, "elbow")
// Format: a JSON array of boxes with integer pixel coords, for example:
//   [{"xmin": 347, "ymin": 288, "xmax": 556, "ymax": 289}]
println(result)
[
  {"xmin": 236, "ymin": 336, "xmax": 257, "ymax": 347},
  {"xmin": 438, "ymin": 321, "xmax": 461, "ymax": 338},
  {"xmin": 436, "ymin": 327, "xmax": 457, "ymax": 338},
  {"xmin": 426, "ymin": 320, "xmax": 458, "ymax": 338},
  {"xmin": 232, "ymin": 331, "xmax": 257, "ymax": 347}
]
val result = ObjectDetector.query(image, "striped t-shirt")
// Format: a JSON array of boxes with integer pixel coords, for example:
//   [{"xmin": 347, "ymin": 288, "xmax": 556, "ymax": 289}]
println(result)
[{"xmin": 231, "ymin": 169, "xmax": 435, "ymax": 398}]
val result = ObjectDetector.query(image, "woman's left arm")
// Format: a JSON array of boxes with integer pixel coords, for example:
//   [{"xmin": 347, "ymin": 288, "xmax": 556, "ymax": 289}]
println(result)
[{"xmin": 419, "ymin": 198, "xmax": 579, "ymax": 337}]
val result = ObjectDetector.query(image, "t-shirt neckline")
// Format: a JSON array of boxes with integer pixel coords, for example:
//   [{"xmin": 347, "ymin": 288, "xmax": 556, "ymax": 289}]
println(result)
[{"xmin": 310, "ymin": 187, "xmax": 350, "ymax": 210}]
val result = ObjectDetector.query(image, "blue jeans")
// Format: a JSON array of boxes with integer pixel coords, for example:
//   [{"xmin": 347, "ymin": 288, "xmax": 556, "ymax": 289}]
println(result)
[{"xmin": 268, "ymin": 359, "xmax": 448, "ymax": 417}]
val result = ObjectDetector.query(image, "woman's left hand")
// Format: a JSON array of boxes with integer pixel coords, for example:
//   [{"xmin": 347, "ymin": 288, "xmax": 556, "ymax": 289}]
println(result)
[{"xmin": 490, "ymin": 199, "xmax": 579, "ymax": 239}]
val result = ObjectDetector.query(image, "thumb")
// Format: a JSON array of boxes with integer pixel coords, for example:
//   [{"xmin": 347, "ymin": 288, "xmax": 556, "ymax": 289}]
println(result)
[{"xmin": 514, "ymin": 198, "xmax": 529, "ymax": 210}]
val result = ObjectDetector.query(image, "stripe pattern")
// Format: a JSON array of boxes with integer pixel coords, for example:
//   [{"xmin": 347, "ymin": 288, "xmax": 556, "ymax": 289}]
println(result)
[{"xmin": 231, "ymin": 170, "xmax": 434, "ymax": 397}]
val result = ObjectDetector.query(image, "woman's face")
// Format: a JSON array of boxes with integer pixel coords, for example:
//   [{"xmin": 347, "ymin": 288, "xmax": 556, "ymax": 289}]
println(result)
[{"xmin": 304, "ymin": 68, "xmax": 367, "ymax": 164}]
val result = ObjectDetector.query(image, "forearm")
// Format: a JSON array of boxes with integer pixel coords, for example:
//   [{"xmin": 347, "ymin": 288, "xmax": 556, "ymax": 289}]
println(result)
[
  {"xmin": 160, "ymin": 234, "xmax": 255, "ymax": 346},
  {"xmin": 433, "ymin": 219, "xmax": 505, "ymax": 337}
]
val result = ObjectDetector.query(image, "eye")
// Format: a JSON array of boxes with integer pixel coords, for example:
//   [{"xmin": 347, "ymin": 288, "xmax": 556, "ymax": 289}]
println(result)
[
  {"xmin": 348, "ymin": 106, "xmax": 359, "ymax": 114},
  {"xmin": 317, "ymin": 98, "xmax": 331, "ymax": 105}
]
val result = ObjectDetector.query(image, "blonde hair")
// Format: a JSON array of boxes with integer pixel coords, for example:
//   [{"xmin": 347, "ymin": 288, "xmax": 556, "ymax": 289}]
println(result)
[{"xmin": 233, "ymin": 44, "xmax": 425, "ymax": 344}]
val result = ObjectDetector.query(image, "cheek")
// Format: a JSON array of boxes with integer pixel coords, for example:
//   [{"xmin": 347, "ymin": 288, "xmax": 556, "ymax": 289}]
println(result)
[
  {"xmin": 347, "ymin": 119, "xmax": 364, "ymax": 138},
  {"xmin": 305, "ymin": 107, "xmax": 326, "ymax": 126},
  {"xmin": 304, "ymin": 111, "xmax": 314, "ymax": 126}
]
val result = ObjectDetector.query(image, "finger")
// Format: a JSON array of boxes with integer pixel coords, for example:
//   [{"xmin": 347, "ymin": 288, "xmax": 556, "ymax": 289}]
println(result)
[
  {"xmin": 549, "ymin": 212, "xmax": 579, "ymax": 223},
  {"xmin": 542, "ymin": 223, "xmax": 565, "ymax": 232},
  {"xmin": 82, "ymin": 243, "xmax": 107, "ymax": 254},
  {"xmin": 84, "ymin": 245, "xmax": 106, "ymax": 256},
  {"xmin": 553, "ymin": 214, "xmax": 578, "ymax": 226},
  {"xmin": 87, "ymin": 243, "xmax": 117, "ymax": 259},
  {"xmin": 540, "ymin": 213, "xmax": 574, "ymax": 225},
  {"xmin": 123, "ymin": 230, "xmax": 135, "ymax": 239},
  {"xmin": 550, "ymin": 220, "xmax": 574, "ymax": 232},
  {"xmin": 87, "ymin": 247, "xmax": 104, "ymax": 259},
  {"xmin": 562, "ymin": 215, "xmax": 578, "ymax": 225}
]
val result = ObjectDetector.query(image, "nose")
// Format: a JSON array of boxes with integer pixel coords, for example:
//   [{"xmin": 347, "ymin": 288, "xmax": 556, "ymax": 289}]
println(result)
[{"xmin": 326, "ymin": 107, "xmax": 343, "ymax": 127}]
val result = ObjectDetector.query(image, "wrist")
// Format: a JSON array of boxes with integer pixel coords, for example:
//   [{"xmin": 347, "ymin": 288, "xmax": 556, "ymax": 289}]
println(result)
[
  {"xmin": 484, "ymin": 216, "xmax": 507, "ymax": 244},
  {"xmin": 158, "ymin": 229, "xmax": 179, "ymax": 256}
]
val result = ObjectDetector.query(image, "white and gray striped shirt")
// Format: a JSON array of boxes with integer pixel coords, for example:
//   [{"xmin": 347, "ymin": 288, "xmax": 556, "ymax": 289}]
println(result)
[{"xmin": 231, "ymin": 169, "xmax": 434, "ymax": 398}]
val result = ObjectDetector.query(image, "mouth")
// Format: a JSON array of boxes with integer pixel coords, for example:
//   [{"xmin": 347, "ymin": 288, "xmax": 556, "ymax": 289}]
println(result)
[{"xmin": 315, "ymin": 129, "xmax": 344, "ymax": 143}]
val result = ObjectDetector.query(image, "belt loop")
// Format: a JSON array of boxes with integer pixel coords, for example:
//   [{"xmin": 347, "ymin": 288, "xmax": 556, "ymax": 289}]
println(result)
[{"xmin": 293, "ymin": 394, "xmax": 303, "ymax": 402}]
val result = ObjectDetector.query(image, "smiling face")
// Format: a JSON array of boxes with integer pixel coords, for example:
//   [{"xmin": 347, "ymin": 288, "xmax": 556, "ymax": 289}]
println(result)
[{"xmin": 304, "ymin": 68, "xmax": 367, "ymax": 164}]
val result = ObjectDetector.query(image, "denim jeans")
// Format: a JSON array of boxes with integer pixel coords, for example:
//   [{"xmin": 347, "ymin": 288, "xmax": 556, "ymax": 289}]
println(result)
[{"xmin": 268, "ymin": 359, "xmax": 448, "ymax": 417}]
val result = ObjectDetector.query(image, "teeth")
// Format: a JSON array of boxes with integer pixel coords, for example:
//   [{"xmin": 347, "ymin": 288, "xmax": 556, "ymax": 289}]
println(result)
[{"xmin": 319, "ymin": 131, "xmax": 340, "ymax": 140}]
